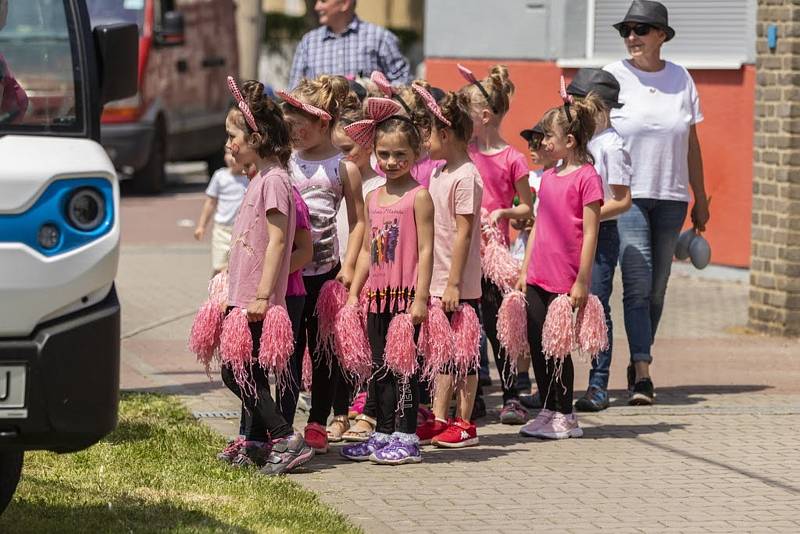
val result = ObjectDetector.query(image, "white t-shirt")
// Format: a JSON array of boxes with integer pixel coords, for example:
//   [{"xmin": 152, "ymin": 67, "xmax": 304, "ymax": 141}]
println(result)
[
  {"xmin": 336, "ymin": 173, "xmax": 386, "ymax": 263},
  {"xmin": 588, "ymin": 127, "xmax": 633, "ymax": 220},
  {"xmin": 604, "ymin": 59, "xmax": 703, "ymax": 202},
  {"xmin": 205, "ymin": 167, "xmax": 249, "ymax": 225}
]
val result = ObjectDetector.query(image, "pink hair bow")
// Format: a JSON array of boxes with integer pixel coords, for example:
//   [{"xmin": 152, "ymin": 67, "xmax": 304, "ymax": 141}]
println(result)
[
  {"xmin": 227, "ymin": 76, "xmax": 258, "ymax": 132},
  {"xmin": 559, "ymin": 75, "xmax": 574, "ymax": 121},
  {"xmin": 456, "ymin": 63, "xmax": 497, "ymax": 114},
  {"xmin": 411, "ymin": 84, "xmax": 451, "ymax": 127},
  {"xmin": 276, "ymin": 90, "xmax": 333, "ymax": 121},
  {"xmin": 370, "ymin": 71, "xmax": 395, "ymax": 98},
  {"xmin": 343, "ymin": 97, "xmax": 403, "ymax": 147}
]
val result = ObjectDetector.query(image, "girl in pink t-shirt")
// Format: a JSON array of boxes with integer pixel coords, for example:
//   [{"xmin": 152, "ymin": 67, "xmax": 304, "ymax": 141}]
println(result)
[
  {"xmin": 517, "ymin": 96, "xmax": 604, "ymax": 441},
  {"xmin": 218, "ymin": 78, "xmax": 313, "ymax": 475},
  {"xmin": 458, "ymin": 64, "xmax": 534, "ymax": 424},
  {"xmin": 340, "ymin": 98, "xmax": 434, "ymax": 465},
  {"xmin": 279, "ymin": 76, "xmax": 366, "ymax": 452},
  {"xmin": 412, "ymin": 86, "xmax": 484, "ymax": 449}
]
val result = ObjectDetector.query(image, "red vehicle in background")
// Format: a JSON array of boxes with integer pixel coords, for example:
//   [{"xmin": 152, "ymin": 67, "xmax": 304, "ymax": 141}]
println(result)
[{"xmin": 87, "ymin": 0, "xmax": 238, "ymax": 193}]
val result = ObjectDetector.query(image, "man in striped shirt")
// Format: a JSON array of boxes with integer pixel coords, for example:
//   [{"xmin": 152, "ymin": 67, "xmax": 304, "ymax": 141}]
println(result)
[{"xmin": 288, "ymin": 0, "xmax": 410, "ymax": 89}]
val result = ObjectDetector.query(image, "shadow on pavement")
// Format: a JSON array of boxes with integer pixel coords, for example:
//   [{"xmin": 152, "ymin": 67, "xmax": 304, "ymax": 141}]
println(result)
[
  {"xmin": 581, "ymin": 421, "xmax": 688, "ymax": 439},
  {"xmin": 608, "ymin": 384, "xmax": 772, "ymax": 406}
]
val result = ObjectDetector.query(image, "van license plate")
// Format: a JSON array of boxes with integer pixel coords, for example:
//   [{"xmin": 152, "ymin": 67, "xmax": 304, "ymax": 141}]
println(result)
[{"xmin": 0, "ymin": 366, "xmax": 27, "ymax": 419}]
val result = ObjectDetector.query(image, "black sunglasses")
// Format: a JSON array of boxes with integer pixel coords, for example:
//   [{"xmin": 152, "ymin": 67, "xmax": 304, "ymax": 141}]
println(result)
[
  {"xmin": 527, "ymin": 134, "xmax": 544, "ymax": 151},
  {"xmin": 618, "ymin": 23, "xmax": 652, "ymax": 38}
]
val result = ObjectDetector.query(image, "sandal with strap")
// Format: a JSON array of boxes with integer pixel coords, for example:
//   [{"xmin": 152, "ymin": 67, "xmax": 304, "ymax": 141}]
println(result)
[
  {"xmin": 327, "ymin": 415, "xmax": 350, "ymax": 443},
  {"xmin": 341, "ymin": 414, "xmax": 376, "ymax": 443}
]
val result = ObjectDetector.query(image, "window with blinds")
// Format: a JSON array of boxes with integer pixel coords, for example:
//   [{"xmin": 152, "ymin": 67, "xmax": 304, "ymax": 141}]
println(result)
[{"xmin": 591, "ymin": 0, "xmax": 756, "ymax": 68}]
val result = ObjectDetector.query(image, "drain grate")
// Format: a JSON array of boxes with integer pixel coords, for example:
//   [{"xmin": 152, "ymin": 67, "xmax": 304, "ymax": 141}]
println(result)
[{"xmin": 193, "ymin": 410, "xmax": 240, "ymax": 419}]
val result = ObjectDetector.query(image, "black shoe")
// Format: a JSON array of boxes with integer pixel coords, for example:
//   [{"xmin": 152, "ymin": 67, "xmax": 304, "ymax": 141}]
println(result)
[
  {"xmin": 574, "ymin": 386, "xmax": 610, "ymax": 412},
  {"xmin": 260, "ymin": 433, "xmax": 314, "ymax": 476},
  {"xmin": 626, "ymin": 364, "xmax": 636, "ymax": 396},
  {"xmin": 629, "ymin": 378, "xmax": 654, "ymax": 406},
  {"xmin": 519, "ymin": 391, "xmax": 543, "ymax": 410},
  {"xmin": 471, "ymin": 395, "xmax": 487, "ymax": 420},
  {"xmin": 478, "ymin": 374, "xmax": 493, "ymax": 387}
]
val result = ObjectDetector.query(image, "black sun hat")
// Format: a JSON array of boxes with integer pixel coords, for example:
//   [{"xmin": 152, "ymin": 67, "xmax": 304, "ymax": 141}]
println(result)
[
  {"xmin": 613, "ymin": 0, "xmax": 675, "ymax": 42},
  {"xmin": 520, "ymin": 121, "xmax": 544, "ymax": 144},
  {"xmin": 566, "ymin": 68, "xmax": 623, "ymax": 109}
]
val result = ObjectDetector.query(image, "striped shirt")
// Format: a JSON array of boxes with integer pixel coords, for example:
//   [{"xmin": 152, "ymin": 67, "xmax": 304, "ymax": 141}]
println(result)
[{"xmin": 288, "ymin": 16, "xmax": 411, "ymax": 89}]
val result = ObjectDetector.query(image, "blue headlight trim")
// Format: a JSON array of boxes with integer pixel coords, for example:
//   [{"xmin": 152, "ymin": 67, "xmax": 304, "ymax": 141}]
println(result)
[{"xmin": 0, "ymin": 178, "xmax": 114, "ymax": 256}]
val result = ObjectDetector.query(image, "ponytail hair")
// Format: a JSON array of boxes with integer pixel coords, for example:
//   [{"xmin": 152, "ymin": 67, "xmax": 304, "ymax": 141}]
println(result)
[
  {"xmin": 288, "ymin": 74, "xmax": 352, "ymax": 121},
  {"xmin": 233, "ymin": 80, "xmax": 292, "ymax": 167},
  {"xmin": 541, "ymin": 92, "xmax": 602, "ymax": 165},
  {"xmin": 460, "ymin": 64, "xmax": 515, "ymax": 117},
  {"xmin": 437, "ymin": 91, "xmax": 473, "ymax": 144},
  {"xmin": 395, "ymin": 80, "xmax": 434, "ymax": 141}
]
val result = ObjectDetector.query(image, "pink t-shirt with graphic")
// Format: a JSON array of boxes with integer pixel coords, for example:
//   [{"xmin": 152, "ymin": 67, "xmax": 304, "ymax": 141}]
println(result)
[
  {"xmin": 429, "ymin": 161, "xmax": 484, "ymax": 300},
  {"xmin": 287, "ymin": 186, "xmax": 311, "ymax": 297},
  {"xmin": 527, "ymin": 164, "xmax": 604, "ymax": 294},
  {"xmin": 227, "ymin": 166, "xmax": 296, "ymax": 309},
  {"xmin": 468, "ymin": 144, "xmax": 529, "ymax": 243},
  {"xmin": 366, "ymin": 185, "xmax": 424, "ymax": 313}
]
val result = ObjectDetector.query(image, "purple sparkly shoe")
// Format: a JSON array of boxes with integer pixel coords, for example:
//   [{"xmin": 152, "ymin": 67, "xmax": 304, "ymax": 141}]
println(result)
[
  {"xmin": 340, "ymin": 432, "xmax": 390, "ymax": 461},
  {"xmin": 369, "ymin": 433, "xmax": 422, "ymax": 465}
]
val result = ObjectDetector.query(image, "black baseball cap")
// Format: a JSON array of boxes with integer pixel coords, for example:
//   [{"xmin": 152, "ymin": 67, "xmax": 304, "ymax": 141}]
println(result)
[
  {"xmin": 566, "ymin": 68, "xmax": 623, "ymax": 109},
  {"xmin": 520, "ymin": 122, "xmax": 545, "ymax": 144},
  {"xmin": 348, "ymin": 79, "xmax": 367, "ymax": 102}
]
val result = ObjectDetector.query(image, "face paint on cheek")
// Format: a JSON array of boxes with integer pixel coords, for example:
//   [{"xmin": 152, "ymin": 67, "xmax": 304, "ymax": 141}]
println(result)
[{"xmin": 229, "ymin": 142, "xmax": 240, "ymax": 156}]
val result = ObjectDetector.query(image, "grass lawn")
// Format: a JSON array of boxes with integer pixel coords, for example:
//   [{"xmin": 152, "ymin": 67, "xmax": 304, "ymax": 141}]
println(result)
[{"xmin": 1, "ymin": 393, "xmax": 360, "ymax": 534}]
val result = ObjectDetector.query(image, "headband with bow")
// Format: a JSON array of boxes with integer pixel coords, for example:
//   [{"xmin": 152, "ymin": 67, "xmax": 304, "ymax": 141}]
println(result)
[
  {"xmin": 457, "ymin": 64, "xmax": 497, "ymax": 114},
  {"xmin": 559, "ymin": 75, "xmax": 575, "ymax": 122},
  {"xmin": 227, "ymin": 76, "xmax": 258, "ymax": 132},
  {"xmin": 343, "ymin": 97, "xmax": 404, "ymax": 147},
  {"xmin": 411, "ymin": 83, "xmax": 451, "ymax": 127},
  {"xmin": 370, "ymin": 70, "xmax": 413, "ymax": 116},
  {"xmin": 276, "ymin": 90, "xmax": 332, "ymax": 121}
]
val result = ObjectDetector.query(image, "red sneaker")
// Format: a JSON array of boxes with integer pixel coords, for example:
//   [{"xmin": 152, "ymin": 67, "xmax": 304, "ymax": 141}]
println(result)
[
  {"xmin": 304, "ymin": 422, "xmax": 328, "ymax": 454},
  {"xmin": 432, "ymin": 418, "xmax": 479, "ymax": 448},
  {"xmin": 415, "ymin": 418, "xmax": 449, "ymax": 445}
]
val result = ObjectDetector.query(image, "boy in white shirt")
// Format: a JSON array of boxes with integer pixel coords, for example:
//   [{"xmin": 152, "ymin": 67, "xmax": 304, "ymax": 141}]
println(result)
[{"xmin": 194, "ymin": 153, "xmax": 249, "ymax": 274}]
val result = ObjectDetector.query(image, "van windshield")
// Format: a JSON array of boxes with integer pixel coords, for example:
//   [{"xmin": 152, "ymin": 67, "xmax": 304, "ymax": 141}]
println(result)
[
  {"xmin": 0, "ymin": 0, "xmax": 82, "ymax": 132},
  {"xmin": 85, "ymin": 0, "xmax": 143, "ymax": 32}
]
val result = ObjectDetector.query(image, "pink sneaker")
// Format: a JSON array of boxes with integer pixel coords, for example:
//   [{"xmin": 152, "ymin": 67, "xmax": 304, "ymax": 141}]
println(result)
[
  {"xmin": 518, "ymin": 409, "xmax": 554, "ymax": 437},
  {"xmin": 348, "ymin": 392, "xmax": 367, "ymax": 419},
  {"xmin": 537, "ymin": 412, "xmax": 583, "ymax": 440}
]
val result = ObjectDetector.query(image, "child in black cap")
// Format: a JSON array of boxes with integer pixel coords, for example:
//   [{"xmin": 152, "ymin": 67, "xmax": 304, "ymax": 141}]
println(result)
[{"xmin": 566, "ymin": 68, "xmax": 633, "ymax": 413}]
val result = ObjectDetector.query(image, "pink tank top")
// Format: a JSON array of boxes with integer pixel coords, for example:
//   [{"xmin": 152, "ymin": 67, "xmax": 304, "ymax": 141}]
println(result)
[{"xmin": 366, "ymin": 185, "xmax": 424, "ymax": 314}]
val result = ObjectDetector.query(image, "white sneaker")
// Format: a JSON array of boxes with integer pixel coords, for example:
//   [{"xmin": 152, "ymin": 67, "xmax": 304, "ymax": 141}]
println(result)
[
  {"xmin": 537, "ymin": 412, "xmax": 583, "ymax": 440},
  {"xmin": 519, "ymin": 409, "xmax": 555, "ymax": 437}
]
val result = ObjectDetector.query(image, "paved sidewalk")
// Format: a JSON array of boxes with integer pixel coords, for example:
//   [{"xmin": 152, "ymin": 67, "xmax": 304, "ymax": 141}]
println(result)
[{"xmin": 118, "ymin": 192, "xmax": 800, "ymax": 533}]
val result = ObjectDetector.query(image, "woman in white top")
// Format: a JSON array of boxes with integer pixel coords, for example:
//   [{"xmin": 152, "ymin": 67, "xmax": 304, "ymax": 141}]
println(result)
[{"xmin": 604, "ymin": 0, "xmax": 710, "ymax": 406}]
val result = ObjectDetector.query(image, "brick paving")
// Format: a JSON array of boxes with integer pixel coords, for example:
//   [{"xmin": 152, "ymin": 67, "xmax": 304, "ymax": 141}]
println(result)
[{"xmin": 118, "ymin": 190, "xmax": 800, "ymax": 533}]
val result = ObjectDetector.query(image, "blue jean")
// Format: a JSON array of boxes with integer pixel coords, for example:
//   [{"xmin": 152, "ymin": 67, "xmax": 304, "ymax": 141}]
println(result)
[
  {"xmin": 618, "ymin": 199, "xmax": 688, "ymax": 364},
  {"xmin": 588, "ymin": 220, "xmax": 620, "ymax": 390}
]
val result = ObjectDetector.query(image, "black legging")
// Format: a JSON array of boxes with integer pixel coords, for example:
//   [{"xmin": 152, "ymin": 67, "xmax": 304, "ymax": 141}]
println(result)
[
  {"xmin": 526, "ymin": 284, "xmax": 574, "ymax": 415},
  {"xmin": 483, "ymin": 278, "xmax": 518, "ymax": 403},
  {"xmin": 275, "ymin": 295, "xmax": 307, "ymax": 425},
  {"xmin": 221, "ymin": 316, "xmax": 293, "ymax": 441},
  {"xmin": 367, "ymin": 312, "xmax": 420, "ymax": 434},
  {"xmin": 298, "ymin": 265, "xmax": 351, "ymax": 426}
]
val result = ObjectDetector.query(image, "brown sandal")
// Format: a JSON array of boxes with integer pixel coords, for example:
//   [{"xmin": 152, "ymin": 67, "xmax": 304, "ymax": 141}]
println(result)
[
  {"xmin": 341, "ymin": 414, "xmax": 376, "ymax": 442},
  {"xmin": 326, "ymin": 415, "xmax": 350, "ymax": 443}
]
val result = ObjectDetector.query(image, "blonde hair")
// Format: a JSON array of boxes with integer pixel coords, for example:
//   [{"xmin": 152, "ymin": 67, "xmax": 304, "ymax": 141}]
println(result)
[
  {"xmin": 395, "ymin": 79, "xmax": 434, "ymax": 140},
  {"xmin": 540, "ymin": 93, "xmax": 603, "ymax": 165},
  {"xmin": 288, "ymin": 74, "xmax": 352, "ymax": 121},
  {"xmin": 460, "ymin": 64, "xmax": 515, "ymax": 117}
]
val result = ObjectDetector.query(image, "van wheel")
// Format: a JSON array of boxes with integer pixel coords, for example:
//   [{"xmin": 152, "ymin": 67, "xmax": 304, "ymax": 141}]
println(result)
[
  {"xmin": 0, "ymin": 451, "xmax": 23, "ymax": 515},
  {"xmin": 132, "ymin": 122, "xmax": 166, "ymax": 194}
]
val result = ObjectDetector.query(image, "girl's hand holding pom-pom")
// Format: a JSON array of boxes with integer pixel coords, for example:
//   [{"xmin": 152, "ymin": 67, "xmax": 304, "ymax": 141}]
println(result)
[
  {"xmin": 515, "ymin": 274, "xmax": 527, "ymax": 293},
  {"xmin": 569, "ymin": 280, "xmax": 588, "ymax": 310},
  {"xmin": 409, "ymin": 298, "xmax": 428, "ymax": 326},
  {"xmin": 441, "ymin": 284, "xmax": 460, "ymax": 313},
  {"xmin": 489, "ymin": 208, "xmax": 504, "ymax": 225},
  {"xmin": 346, "ymin": 294, "xmax": 359, "ymax": 307},
  {"xmin": 336, "ymin": 267, "xmax": 354, "ymax": 290},
  {"xmin": 246, "ymin": 298, "xmax": 269, "ymax": 322}
]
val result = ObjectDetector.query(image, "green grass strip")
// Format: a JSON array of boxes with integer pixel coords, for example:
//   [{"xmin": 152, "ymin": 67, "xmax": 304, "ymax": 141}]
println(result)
[{"xmin": 1, "ymin": 393, "xmax": 360, "ymax": 534}]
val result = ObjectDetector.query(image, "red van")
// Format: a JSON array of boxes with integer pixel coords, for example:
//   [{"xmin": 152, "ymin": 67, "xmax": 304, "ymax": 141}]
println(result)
[{"xmin": 87, "ymin": 0, "xmax": 239, "ymax": 193}]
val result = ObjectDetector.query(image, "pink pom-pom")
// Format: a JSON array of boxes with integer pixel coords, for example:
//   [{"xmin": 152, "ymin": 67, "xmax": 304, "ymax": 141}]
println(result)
[
  {"xmin": 497, "ymin": 290, "xmax": 530, "ymax": 362},
  {"xmin": 208, "ymin": 271, "xmax": 229, "ymax": 306},
  {"xmin": 419, "ymin": 300, "xmax": 454, "ymax": 387},
  {"xmin": 188, "ymin": 299, "xmax": 224, "ymax": 373},
  {"xmin": 451, "ymin": 304, "xmax": 481, "ymax": 380},
  {"xmin": 542, "ymin": 295, "xmax": 575, "ymax": 360},
  {"xmin": 482, "ymin": 238, "xmax": 521, "ymax": 293},
  {"xmin": 315, "ymin": 279, "xmax": 348, "ymax": 363},
  {"xmin": 334, "ymin": 304, "xmax": 373, "ymax": 387},
  {"xmin": 384, "ymin": 313, "xmax": 418, "ymax": 380},
  {"xmin": 258, "ymin": 305, "xmax": 295, "ymax": 393},
  {"xmin": 302, "ymin": 345, "xmax": 312, "ymax": 391},
  {"xmin": 220, "ymin": 308, "xmax": 255, "ymax": 396},
  {"xmin": 576, "ymin": 295, "xmax": 609, "ymax": 358}
]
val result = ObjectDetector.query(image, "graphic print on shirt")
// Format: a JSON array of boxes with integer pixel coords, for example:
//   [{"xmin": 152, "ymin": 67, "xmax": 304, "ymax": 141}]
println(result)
[{"xmin": 370, "ymin": 218, "xmax": 400, "ymax": 266}]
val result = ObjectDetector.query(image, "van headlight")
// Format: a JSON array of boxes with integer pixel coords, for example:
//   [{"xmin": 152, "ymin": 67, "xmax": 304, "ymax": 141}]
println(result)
[{"xmin": 66, "ymin": 188, "xmax": 105, "ymax": 231}]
